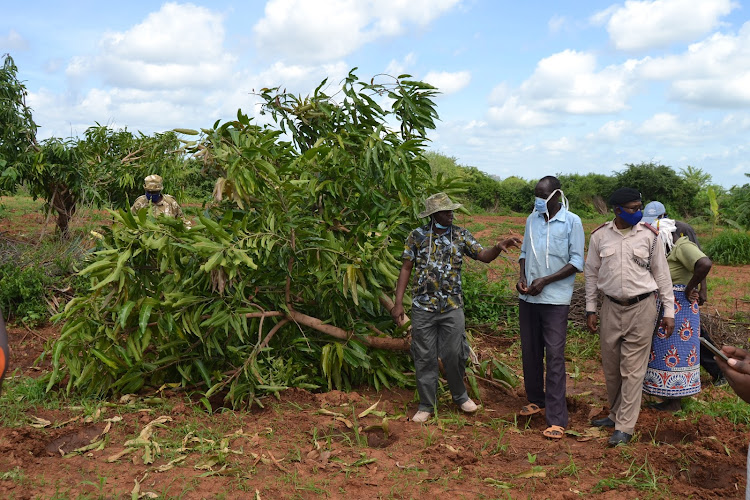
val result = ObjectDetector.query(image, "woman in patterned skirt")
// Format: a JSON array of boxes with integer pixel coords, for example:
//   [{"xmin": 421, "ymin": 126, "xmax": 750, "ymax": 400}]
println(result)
[{"xmin": 642, "ymin": 218, "xmax": 713, "ymax": 412}]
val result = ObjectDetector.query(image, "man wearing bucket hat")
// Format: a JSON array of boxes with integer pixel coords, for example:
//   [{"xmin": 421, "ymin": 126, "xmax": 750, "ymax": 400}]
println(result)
[
  {"xmin": 131, "ymin": 174, "xmax": 186, "ymax": 220},
  {"xmin": 391, "ymin": 192, "xmax": 521, "ymax": 423}
]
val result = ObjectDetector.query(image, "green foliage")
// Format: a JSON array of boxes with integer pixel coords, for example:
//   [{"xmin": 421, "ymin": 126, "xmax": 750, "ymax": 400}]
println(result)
[
  {"xmin": 0, "ymin": 54, "xmax": 39, "ymax": 194},
  {"xmin": 719, "ymin": 174, "xmax": 750, "ymax": 230},
  {"xmin": 703, "ymin": 230, "xmax": 750, "ymax": 265},
  {"xmin": 616, "ymin": 162, "xmax": 700, "ymax": 217},
  {"xmin": 496, "ymin": 177, "xmax": 534, "ymax": 213},
  {"xmin": 0, "ymin": 263, "xmax": 50, "ymax": 325},
  {"xmin": 462, "ymin": 269, "xmax": 516, "ymax": 325},
  {"xmin": 48, "ymin": 70, "xmax": 457, "ymax": 407},
  {"xmin": 557, "ymin": 173, "xmax": 618, "ymax": 215}
]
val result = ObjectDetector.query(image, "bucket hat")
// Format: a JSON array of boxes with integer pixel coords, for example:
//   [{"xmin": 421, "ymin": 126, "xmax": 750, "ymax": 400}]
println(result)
[
  {"xmin": 144, "ymin": 174, "xmax": 163, "ymax": 191},
  {"xmin": 418, "ymin": 192, "xmax": 462, "ymax": 218}
]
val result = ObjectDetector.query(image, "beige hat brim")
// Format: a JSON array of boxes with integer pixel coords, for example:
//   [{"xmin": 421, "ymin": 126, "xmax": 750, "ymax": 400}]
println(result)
[{"xmin": 418, "ymin": 202, "xmax": 462, "ymax": 218}]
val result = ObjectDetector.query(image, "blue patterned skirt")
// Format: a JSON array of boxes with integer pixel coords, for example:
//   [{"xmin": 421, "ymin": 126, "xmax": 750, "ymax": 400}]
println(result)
[{"xmin": 643, "ymin": 285, "xmax": 701, "ymax": 397}]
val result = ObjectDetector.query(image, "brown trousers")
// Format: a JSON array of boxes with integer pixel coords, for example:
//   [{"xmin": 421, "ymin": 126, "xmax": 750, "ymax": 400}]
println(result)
[{"xmin": 599, "ymin": 295, "xmax": 657, "ymax": 434}]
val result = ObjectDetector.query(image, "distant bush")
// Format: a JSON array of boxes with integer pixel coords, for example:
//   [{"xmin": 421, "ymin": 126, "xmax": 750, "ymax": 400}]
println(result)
[
  {"xmin": 704, "ymin": 231, "xmax": 750, "ymax": 265},
  {"xmin": 616, "ymin": 162, "xmax": 700, "ymax": 217},
  {"xmin": 0, "ymin": 263, "xmax": 51, "ymax": 326}
]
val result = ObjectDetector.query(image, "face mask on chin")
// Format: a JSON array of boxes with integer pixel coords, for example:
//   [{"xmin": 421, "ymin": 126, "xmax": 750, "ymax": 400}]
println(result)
[{"xmin": 617, "ymin": 207, "xmax": 643, "ymax": 226}]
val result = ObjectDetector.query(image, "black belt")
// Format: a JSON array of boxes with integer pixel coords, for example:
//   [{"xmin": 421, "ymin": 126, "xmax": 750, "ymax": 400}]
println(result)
[{"xmin": 606, "ymin": 291, "xmax": 654, "ymax": 306}]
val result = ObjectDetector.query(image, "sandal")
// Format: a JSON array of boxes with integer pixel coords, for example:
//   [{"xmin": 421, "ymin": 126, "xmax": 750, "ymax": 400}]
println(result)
[
  {"xmin": 519, "ymin": 403, "xmax": 543, "ymax": 416},
  {"xmin": 542, "ymin": 425, "xmax": 565, "ymax": 439}
]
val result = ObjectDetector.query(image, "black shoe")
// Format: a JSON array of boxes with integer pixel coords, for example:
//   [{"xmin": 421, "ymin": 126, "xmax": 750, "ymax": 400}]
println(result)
[
  {"xmin": 591, "ymin": 416, "xmax": 615, "ymax": 428},
  {"xmin": 608, "ymin": 430, "xmax": 632, "ymax": 446},
  {"xmin": 712, "ymin": 375, "xmax": 727, "ymax": 387}
]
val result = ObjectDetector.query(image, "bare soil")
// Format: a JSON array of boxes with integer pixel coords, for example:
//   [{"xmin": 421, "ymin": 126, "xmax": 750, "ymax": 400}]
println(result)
[{"xmin": 1, "ymin": 208, "xmax": 750, "ymax": 499}]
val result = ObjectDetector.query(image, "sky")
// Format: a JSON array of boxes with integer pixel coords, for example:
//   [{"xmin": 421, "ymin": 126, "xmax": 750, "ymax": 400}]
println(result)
[{"xmin": 2, "ymin": 0, "xmax": 750, "ymax": 188}]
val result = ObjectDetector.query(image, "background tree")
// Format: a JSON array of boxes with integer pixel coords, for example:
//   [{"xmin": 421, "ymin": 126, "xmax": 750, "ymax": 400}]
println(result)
[
  {"xmin": 48, "ymin": 71, "xmax": 465, "ymax": 406},
  {"xmin": 616, "ymin": 162, "xmax": 700, "ymax": 217},
  {"xmin": 0, "ymin": 54, "xmax": 38, "ymax": 194}
]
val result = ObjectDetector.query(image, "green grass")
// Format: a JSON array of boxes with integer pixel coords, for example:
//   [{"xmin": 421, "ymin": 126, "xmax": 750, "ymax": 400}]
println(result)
[{"xmin": 704, "ymin": 230, "xmax": 750, "ymax": 265}]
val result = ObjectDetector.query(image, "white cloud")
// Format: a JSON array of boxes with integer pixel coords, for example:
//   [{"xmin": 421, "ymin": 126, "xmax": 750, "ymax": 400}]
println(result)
[
  {"xmin": 487, "ymin": 96, "xmax": 553, "ymax": 128},
  {"xmin": 586, "ymin": 120, "xmax": 632, "ymax": 142},
  {"xmin": 253, "ymin": 0, "xmax": 460, "ymax": 64},
  {"xmin": 596, "ymin": 0, "xmax": 736, "ymax": 51},
  {"xmin": 639, "ymin": 22, "xmax": 750, "ymax": 107},
  {"xmin": 75, "ymin": 3, "xmax": 236, "ymax": 90},
  {"xmin": 541, "ymin": 136, "xmax": 576, "ymax": 154},
  {"xmin": 548, "ymin": 15, "xmax": 566, "ymax": 35},
  {"xmin": 385, "ymin": 53, "xmax": 416, "ymax": 77},
  {"xmin": 636, "ymin": 112, "xmax": 713, "ymax": 145},
  {"xmin": 0, "ymin": 29, "xmax": 28, "ymax": 51},
  {"xmin": 520, "ymin": 50, "xmax": 639, "ymax": 114},
  {"xmin": 422, "ymin": 70, "xmax": 471, "ymax": 95}
]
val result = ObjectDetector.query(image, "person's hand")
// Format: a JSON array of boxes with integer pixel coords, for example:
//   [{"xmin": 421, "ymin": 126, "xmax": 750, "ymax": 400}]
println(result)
[
  {"xmin": 496, "ymin": 237, "xmax": 522, "ymax": 252},
  {"xmin": 685, "ymin": 285, "xmax": 699, "ymax": 303},
  {"xmin": 661, "ymin": 316, "xmax": 675, "ymax": 338},
  {"xmin": 715, "ymin": 346, "xmax": 750, "ymax": 403},
  {"xmin": 586, "ymin": 312, "xmax": 598, "ymax": 334},
  {"xmin": 391, "ymin": 304, "xmax": 405, "ymax": 323},
  {"xmin": 516, "ymin": 278, "xmax": 528, "ymax": 294},
  {"xmin": 526, "ymin": 277, "xmax": 548, "ymax": 296}
]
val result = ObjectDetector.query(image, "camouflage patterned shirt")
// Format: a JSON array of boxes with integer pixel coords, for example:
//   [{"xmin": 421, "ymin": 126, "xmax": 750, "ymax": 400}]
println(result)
[
  {"xmin": 402, "ymin": 224, "xmax": 483, "ymax": 313},
  {"xmin": 131, "ymin": 194, "xmax": 185, "ymax": 219}
]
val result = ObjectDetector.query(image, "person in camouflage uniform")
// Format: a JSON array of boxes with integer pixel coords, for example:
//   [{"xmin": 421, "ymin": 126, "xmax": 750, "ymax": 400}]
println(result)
[
  {"xmin": 130, "ymin": 174, "xmax": 185, "ymax": 219},
  {"xmin": 391, "ymin": 192, "xmax": 521, "ymax": 423}
]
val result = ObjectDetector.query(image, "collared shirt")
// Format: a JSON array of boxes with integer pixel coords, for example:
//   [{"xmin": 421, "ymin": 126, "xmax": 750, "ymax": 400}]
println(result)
[
  {"xmin": 668, "ymin": 236, "xmax": 707, "ymax": 285},
  {"xmin": 584, "ymin": 220, "xmax": 675, "ymax": 317},
  {"xmin": 518, "ymin": 206, "xmax": 585, "ymax": 305},
  {"xmin": 131, "ymin": 194, "xmax": 185, "ymax": 219},
  {"xmin": 402, "ymin": 224, "xmax": 483, "ymax": 313}
]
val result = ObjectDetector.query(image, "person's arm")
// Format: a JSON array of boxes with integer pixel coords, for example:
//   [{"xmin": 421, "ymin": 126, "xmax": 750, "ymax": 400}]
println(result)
[
  {"xmin": 476, "ymin": 237, "xmax": 522, "ymax": 263},
  {"xmin": 517, "ymin": 258, "xmax": 528, "ymax": 294},
  {"xmin": 716, "ymin": 346, "xmax": 750, "ymax": 403},
  {"xmin": 584, "ymin": 234, "xmax": 601, "ymax": 333},
  {"xmin": 390, "ymin": 260, "xmax": 413, "ymax": 322},
  {"xmin": 685, "ymin": 257, "xmax": 712, "ymax": 302},
  {"xmin": 525, "ymin": 264, "xmax": 578, "ymax": 296}
]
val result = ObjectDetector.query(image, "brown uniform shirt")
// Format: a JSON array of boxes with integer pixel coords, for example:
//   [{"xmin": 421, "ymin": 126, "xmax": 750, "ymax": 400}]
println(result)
[
  {"xmin": 131, "ymin": 194, "xmax": 184, "ymax": 219},
  {"xmin": 584, "ymin": 220, "xmax": 675, "ymax": 318}
]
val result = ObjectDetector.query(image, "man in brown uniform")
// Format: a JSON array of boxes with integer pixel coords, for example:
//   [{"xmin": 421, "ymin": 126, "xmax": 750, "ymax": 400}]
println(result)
[
  {"xmin": 130, "ymin": 174, "xmax": 185, "ymax": 220},
  {"xmin": 584, "ymin": 187, "xmax": 675, "ymax": 446}
]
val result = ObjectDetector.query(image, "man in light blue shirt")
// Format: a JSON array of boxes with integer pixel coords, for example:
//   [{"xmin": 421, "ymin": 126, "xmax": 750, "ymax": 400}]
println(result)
[{"xmin": 516, "ymin": 176, "xmax": 585, "ymax": 439}]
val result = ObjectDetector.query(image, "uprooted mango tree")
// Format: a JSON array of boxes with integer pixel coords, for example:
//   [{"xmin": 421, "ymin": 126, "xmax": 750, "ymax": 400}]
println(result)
[{"xmin": 47, "ymin": 70, "xmax": 471, "ymax": 407}]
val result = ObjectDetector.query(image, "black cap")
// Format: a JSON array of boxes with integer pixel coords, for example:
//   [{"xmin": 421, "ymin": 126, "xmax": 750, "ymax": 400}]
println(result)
[{"xmin": 609, "ymin": 187, "xmax": 641, "ymax": 206}]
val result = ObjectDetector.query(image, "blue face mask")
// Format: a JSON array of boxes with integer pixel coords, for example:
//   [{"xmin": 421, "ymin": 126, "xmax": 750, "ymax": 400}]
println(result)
[
  {"xmin": 146, "ymin": 192, "xmax": 160, "ymax": 203},
  {"xmin": 618, "ymin": 206, "xmax": 643, "ymax": 226},
  {"xmin": 433, "ymin": 220, "xmax": 450, "ymax": 230},
  {"xmin": 534, "ymin": 197, "xmax": 548, "ymax": 214}
]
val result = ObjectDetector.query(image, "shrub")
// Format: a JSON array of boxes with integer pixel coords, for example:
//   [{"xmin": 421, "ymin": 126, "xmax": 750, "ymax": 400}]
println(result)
[
  {"xmin": 0, "ymin": 263, "xmax": 51, "ymax": 325},
  {"xmin": 462, "ymin": 268, "xmax": 516, "ymax": 325},
  {"xmin": 704, "ymin": 231, "xmax": 750, "ymax": 265}
]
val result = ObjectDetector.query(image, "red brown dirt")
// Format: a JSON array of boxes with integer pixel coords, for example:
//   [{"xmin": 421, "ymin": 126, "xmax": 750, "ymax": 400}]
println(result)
[{"xmin": 1, "ymin": 209, "xmax": 750, "ymax": 498}]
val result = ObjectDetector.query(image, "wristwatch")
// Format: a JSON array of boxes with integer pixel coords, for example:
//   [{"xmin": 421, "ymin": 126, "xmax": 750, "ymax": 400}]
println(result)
[{"xmin": 585, "ymin": 311, "xmax": 597, "ymax": 317}]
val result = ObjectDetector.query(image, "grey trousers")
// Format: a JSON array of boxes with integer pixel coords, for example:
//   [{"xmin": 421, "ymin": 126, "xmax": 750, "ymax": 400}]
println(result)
[
  {"xmin": 519, "ymin": 300, "xmax": 570, "ymax": 428},
  {"xmin": 599, "ymin": 295, "xmax": 657, "ymax": 435},
  {"xmin": 411, "ymin": 308, "xmax": 470, "ymax": 413}
]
